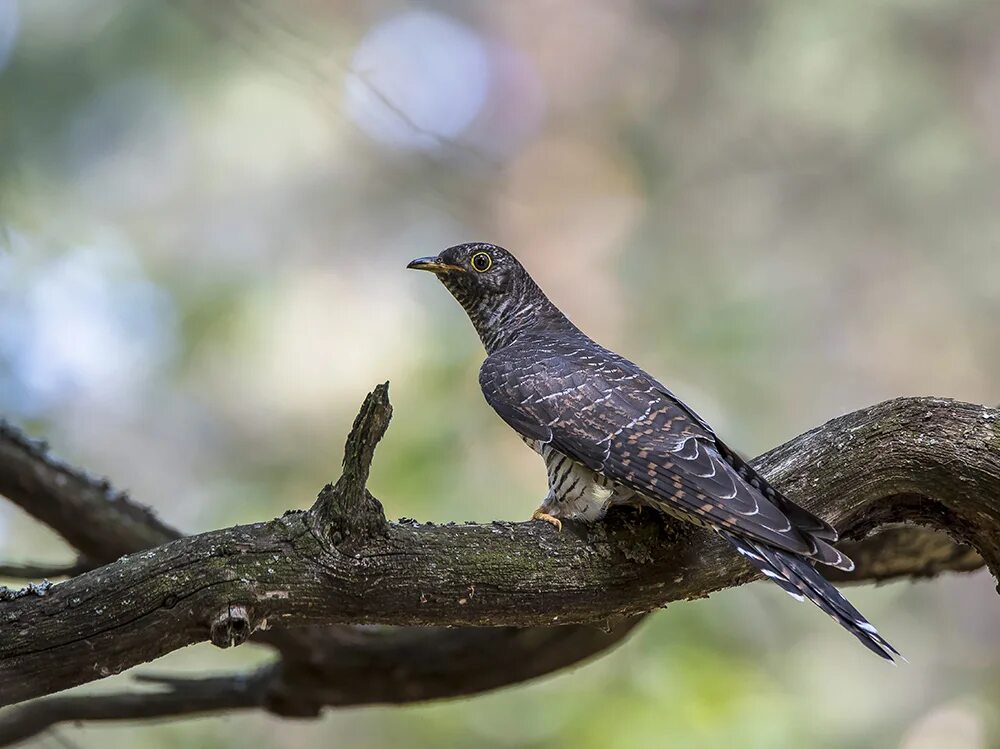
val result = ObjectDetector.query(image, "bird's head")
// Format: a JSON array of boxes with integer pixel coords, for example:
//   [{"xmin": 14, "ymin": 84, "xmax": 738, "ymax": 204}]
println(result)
[
  {"xmin": 407, "ymin": 242, "xmax": 525, "ymax": 295},
  {"xmin": 408, "ymin": 242, "xmax": 566, "ymax": 352}
]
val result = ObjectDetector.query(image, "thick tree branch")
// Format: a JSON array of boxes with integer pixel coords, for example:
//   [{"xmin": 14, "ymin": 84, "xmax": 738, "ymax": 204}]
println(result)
[
  {"xmin": 0, "ymin": 392, "xmax": 648, "ymax": 744},
  {"xmin": 0, "ymin": 394, "xmax": 995, "ymax": 722}
]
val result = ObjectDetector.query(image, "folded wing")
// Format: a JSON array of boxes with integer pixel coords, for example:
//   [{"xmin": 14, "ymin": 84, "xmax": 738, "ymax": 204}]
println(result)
[{"xmin": 480, "ymin": 336, "xmax": 847, "ymax": 568}]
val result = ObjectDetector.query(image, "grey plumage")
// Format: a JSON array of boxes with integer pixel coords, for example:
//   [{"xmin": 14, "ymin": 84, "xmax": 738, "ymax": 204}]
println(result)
[{"xmin": 409, "ymin": 243, "xmax": 900, "ymax": 662}]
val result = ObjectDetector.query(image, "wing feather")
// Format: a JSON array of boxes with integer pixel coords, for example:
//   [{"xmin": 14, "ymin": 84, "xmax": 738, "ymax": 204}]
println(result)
[{"xmin": 480, "ymin": 335, "xmax": 843, "ymax": 564}]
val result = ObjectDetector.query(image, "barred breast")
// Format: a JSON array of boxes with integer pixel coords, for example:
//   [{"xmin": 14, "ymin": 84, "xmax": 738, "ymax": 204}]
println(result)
[{"xmin": 522, "ymin": 437, "xmax": 635, "ymax": 521}]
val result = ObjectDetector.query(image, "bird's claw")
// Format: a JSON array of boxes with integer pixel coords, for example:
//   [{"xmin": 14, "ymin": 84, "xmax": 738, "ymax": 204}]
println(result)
[{"xmin": 532, "ymin": 508, "xmax": 562, "ymax": 532}]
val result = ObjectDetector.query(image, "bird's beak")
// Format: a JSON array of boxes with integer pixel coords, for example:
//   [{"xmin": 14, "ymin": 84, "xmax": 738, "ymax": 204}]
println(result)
[{"xmin": 407, "ymin": 256, "xmax": 466, "ymax": 274}]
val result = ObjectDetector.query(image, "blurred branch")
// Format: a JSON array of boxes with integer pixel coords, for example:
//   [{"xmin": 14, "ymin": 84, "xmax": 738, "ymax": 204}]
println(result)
[
  {"xmin": 0, "ymin": 421, "xmax": 181, "ymax": 561},
  {"xmin": 0, "ymin": 672, "xmax": 272, "ymax": 747},
  {"xmin": 0, "ymin": 621, "xmax": 645, "ymax": 745},
  {"xmin": 0, "ymin": 391, "xmax": 996, "ymax": 745},
  {"xmin": 0, "ymin": 560, "xmax": 90, "ymax": 581}
]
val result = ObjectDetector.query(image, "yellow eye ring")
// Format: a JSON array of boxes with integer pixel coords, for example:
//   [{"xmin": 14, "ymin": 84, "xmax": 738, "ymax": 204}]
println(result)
[{"xmin": 470, "ymin": 251, "xmax": 493, "ymax": 273}]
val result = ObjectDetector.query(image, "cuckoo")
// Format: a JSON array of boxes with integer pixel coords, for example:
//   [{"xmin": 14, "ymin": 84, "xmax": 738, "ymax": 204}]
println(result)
[{"xmin": 408, "ymin": 243, "xmax": 899, "ymax": 661}]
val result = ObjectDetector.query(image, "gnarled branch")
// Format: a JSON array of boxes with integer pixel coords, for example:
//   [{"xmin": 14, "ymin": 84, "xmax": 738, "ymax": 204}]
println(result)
[{"xmin": 0, "ymin": 391, "xmax": 996, "ymax": 745}]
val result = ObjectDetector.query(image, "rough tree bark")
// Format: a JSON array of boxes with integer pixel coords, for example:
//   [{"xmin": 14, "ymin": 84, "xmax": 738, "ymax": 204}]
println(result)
[{"xmin": 0, "ymin": 386, "xmax": 996, "ymax": 746}]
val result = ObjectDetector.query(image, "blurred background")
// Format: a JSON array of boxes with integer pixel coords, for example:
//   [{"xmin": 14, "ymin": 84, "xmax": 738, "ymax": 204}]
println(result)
[{"xmin": 1, "ymin": 1, "xmax": 999, "ymax": 747}]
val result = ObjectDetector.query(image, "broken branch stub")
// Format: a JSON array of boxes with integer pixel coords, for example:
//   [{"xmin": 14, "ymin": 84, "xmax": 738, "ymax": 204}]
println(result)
[
  {"xmin": 210, "ymin": 605, "xmax": 256, "ymax": 649},
  {"xmin": 309, "ymin": 383, "xmax": 391, "ymax": 548}
]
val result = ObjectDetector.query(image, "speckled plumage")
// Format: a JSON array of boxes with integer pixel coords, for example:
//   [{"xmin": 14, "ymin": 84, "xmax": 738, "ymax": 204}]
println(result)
[{"xmin": 409, "ymin": 243, "xmax": 900, "ymax": 662}]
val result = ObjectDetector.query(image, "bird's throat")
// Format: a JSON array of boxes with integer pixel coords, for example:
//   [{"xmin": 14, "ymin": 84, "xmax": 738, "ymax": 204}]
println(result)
[{"xmin": 443, "ymin": 279, "xmax": 569, "ymax": 354}]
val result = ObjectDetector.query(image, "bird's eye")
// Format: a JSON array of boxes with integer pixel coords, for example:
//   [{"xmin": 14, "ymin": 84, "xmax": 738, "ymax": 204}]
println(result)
[{"xmin": 470, "ymin": 251, "xmax": 492, "ymax": 273}]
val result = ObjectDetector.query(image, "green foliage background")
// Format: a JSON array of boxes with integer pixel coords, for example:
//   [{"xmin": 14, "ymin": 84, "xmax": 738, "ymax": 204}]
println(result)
[{"xmin": 1, "ymin": 2, "xmax": 998, "ymax": 747}]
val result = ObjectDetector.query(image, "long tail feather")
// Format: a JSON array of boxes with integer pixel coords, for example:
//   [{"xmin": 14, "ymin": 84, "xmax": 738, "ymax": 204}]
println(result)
[{"xmin": 721, "ymin": 530, "xmax": 901, "ymax": 662}]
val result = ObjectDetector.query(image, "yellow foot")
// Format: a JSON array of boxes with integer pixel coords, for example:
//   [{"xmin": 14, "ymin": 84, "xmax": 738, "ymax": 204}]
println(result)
[{"xmin": 532, "ymin": 508, "xmax": 563, "ymax": 532}]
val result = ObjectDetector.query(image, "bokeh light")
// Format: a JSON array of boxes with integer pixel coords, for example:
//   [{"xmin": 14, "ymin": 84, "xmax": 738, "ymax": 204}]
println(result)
[
  {"xmin": 0, "ymin": 236, "xmax": 176, "ymax": 417},
  {"xmin": 345, "ymin": 10, "xmax": 492, "ymax": 152},
  {"xmin": 0, "ymin": 0, "xmax": 18, "ymax": 73}
]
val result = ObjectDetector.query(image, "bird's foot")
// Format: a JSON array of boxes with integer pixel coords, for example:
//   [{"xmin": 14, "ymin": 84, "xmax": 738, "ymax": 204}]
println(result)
[{"xmin": 532, "ymin": 508, "xmax": 563, "ymax": 532}]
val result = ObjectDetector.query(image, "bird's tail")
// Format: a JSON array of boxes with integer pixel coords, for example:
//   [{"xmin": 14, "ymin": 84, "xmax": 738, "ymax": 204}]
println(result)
[{"xmin": 720, "ymin": 531, "xmax": 901, "ymax": 663}]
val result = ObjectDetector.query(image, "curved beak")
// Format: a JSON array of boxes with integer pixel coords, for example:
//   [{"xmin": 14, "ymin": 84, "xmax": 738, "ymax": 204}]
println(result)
[{"xmin": 407, "ymin": 256, "xmax": 466, "ymax": 274}]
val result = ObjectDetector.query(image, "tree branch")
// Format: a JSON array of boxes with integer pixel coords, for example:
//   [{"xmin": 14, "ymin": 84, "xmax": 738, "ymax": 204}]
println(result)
[
  {"xmin": 0, "ymin": 619, "xmax": 644, "ymax": 744},
  {"xmin": 0, "ymin": 393, "xmax": 651, "ymax": 744},
  {"xmin": 0, "ymin": 394, "xmax": 995, "ymax": 725},
  {"xmin": 0, "ymin": 560, "xmax": 90, "ymax": 581},
  {"xmin": 0, "ymin": 421, "xmax": 181, "ymax": 560},
  {"xmin": 0, "ymin": 672, "xmax": 272, "ymax": 747}
]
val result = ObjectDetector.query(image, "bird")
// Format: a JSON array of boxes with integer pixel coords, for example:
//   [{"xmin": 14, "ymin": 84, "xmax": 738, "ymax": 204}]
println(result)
[{"xmin": 408, "ymin": 242, "xmax": 900, "ymax": 662}]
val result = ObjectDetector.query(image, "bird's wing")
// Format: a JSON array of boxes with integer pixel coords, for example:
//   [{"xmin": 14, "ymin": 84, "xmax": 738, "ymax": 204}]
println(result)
[
  {"xmin": 480, "ymin": 339, "xmax": 843, "ymax": 564},
  {"xmin": 480, "ymin": 338, "xmax": 670, "ymax": 471}
]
